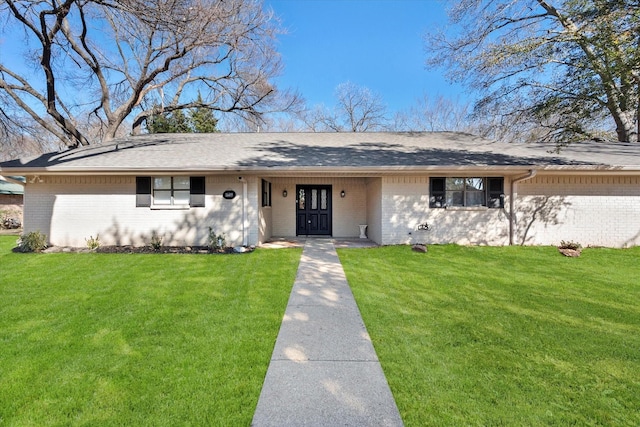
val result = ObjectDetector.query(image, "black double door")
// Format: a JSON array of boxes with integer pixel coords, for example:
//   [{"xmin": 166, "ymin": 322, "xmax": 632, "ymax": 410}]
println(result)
[{"xmin": 296, "ymin": 185, "xmax": 332, "ymax": 236}]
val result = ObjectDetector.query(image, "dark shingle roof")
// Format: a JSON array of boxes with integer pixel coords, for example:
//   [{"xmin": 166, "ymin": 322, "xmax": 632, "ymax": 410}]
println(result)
[{"xmin": 1, "ymin": 132, "xmax": 639, "ymax": 174}]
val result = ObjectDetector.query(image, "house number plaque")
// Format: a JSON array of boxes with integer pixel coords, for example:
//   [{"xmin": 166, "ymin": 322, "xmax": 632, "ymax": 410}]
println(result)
[{"xmin": 223, "ymin": 190, "xmax": 236, "ymax": 200}]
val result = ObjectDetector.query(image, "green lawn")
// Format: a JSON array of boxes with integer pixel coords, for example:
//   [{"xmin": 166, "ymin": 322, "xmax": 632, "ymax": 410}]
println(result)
[
  {"xmin": 0, "ymin": 236, "xmax": 301, "ymax": 426},
  {"xmin": 338, "ymin": 245, "xmax": 640, "ymax": 426}
]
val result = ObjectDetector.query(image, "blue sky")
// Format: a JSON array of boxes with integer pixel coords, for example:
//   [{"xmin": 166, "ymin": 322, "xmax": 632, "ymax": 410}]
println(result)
[
  {"xmin": 266, "ymin": 0, "xmax": 467, "ymax": 114},
  {"xmin": 0, "ymin": 0, "xmax": 467, "ymax": 120}
]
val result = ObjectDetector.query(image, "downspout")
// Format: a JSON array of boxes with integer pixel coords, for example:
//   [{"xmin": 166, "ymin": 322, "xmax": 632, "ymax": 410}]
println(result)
[
  {"xmin": 509, "ymin": 170, "xmax": 537, "ymax": 246},
  {"xmin": 240, "ymin": 177, "xmax": 248, "ymax": 246}
]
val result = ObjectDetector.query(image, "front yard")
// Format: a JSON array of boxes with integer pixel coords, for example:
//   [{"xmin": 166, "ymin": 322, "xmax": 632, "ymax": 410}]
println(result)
[
  {"xmin": 0, "ymin": 236, "xmax": 301, "ymax": 426},
  {"xmin": 2, "ymin": 235, "xmax": 639, "ymax": 426},
  {"xmin": 338, "ymin": 244, "xmax": 640, "ymax": 426}
]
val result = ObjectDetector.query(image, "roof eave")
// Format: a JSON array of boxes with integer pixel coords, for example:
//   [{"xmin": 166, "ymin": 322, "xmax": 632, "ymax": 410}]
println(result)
[{"xmin": 2, "ymin": 164, "xmax": 640, "ymax": 176}]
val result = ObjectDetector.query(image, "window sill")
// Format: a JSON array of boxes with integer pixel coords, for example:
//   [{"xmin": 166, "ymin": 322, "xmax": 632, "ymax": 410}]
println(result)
[
  {"xmin": 150, "ymin": 205, "xmax": 190, "ymax": 210},
  {"xmin": 444, "ymin": 206, "xmax": 489, "ymax": 211}
]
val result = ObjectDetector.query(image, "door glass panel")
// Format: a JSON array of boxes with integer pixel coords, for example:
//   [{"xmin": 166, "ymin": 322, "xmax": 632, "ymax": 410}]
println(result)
[
  {"xmin": 311, "ymin": 189, "xmax": 318, "ymax": 210},
  {"xmin": 320, "ymin": 189, "xmax": 327, "ymax": 210},
  {"xmin": 298, "ymin": 188, "xmax": 305, "ymax": 209}
]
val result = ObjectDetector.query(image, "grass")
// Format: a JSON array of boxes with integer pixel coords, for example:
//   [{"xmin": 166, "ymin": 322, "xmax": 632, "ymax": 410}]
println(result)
[
  {"xmin": 338, "ymin": 244, "xmax": 640, "ymax": 426},
  {"xmin": 0, "ymin": 236, "xmax": 301, "ymax": 426}
]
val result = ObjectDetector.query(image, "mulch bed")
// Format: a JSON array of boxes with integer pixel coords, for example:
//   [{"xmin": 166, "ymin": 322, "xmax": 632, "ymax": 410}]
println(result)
[{"xmin": 40, "ymin": 245, "xmax": 253, "ymax": 254}]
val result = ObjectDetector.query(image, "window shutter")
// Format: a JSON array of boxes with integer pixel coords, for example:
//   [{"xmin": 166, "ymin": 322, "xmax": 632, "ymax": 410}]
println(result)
[
  {"xmin": 190, "ymin": 176, "xmax": 205, "ymax": 207},
  {"xmin": 430, "ymin": 177, "xmax": 446, "ymax": 208},
  {"xmin": 136, "ymin": 177, "xmax": 151, "ymax": 207},
  {"xmin": 262, "ymin": 179, "xmax": 271, "ymax": 207},
  {"xmin": 487, "ymin": 178, "xmax": 504, "ymax": 208}
]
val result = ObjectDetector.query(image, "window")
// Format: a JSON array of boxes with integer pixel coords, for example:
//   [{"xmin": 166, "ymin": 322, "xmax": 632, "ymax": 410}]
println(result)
[
  {"xmin": 136, "ymin": 176, "xmax": 205, "ymax": 208},
  {"xmin": 430, "ymin": 177, "xmax": 504, "ymax": 208},
  {"xmin": 262, "ymin": 179, "xmax": 271, "ymax": 207}
]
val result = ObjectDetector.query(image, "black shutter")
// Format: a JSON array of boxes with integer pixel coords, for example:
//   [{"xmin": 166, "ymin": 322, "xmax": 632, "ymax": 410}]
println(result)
[
  {"xmin": 190, "ymin": 176, "xmax": 205, "ymax": 207},
  {"xmin": 136, "ymin": 177, "xmax": 151, "ymax": 207},
  {"xmin": 487, "ymin": 178, "xmax": 504, "ymax": 208},
  {"xmin": 430, "ymin": 177, "xmax": 446, "ymax": 208},
  {"xmin": 262, "ymin": 179, "xmax": 271, "ymax": 207}
]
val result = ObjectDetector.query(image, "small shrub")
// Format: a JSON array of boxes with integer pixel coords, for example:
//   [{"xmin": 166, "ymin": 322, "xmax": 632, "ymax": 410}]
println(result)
[
  {"xmin": 86, "ymin": 235, "xmax": 100, "ymax": 251},
  {"xmin": 559, "ymin": 240, "xmax": 582, "ymax": 250},
  {"xmin": 208, "ymin": 227, "xmax": 227, "ymax": 251},
  {"xmin": 150, "ymin": 232, "xmax": 163, "ymax": 251},
  {"xmin": 16, "ymin": 231, "xmax": 48, "ymax": 253}
]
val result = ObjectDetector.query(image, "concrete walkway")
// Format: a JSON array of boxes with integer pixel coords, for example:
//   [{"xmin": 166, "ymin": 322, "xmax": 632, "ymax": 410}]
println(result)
[{"xmin": 252, "ymin": 238, "xmax": 403, "ymax": 426}]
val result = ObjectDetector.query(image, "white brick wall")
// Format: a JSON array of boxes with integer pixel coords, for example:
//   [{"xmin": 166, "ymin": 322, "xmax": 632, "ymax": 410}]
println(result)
[
  {"xmin": 515, "ymin": 175, "xmax": 640, "ymax": 247},
  {"xmin": 21, "ymin": 173, "xmax": 640, "ymax": 248},
  {"xmin": 23, "ymin": 175, "xmax": 255, "ymax": 247},
  {"xmin": 378, "ymin": 176, "xmax": 510, "ymax": 245}
]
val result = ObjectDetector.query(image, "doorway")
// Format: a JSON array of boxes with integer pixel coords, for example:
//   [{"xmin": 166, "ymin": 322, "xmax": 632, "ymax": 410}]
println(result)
[{"xmin": 296, "ymin": 185, "xmax": 332, "ymax": 236}]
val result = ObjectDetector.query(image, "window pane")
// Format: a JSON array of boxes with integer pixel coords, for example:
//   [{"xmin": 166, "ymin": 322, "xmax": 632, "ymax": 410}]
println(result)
[
  {"xmin": 446, "ymin": 191, "xmax": 464, "ymax": 206},
  {"xmin": 320, "ymin": 189, "xmax": 327, "ymax": 210},
  {"xmin": 446, "ymin": 178, "xmax": 465, "ymax": 190},
  {"xmin": 154, "ymin": 177, "xmax": 171, "ymax": 190},
  {"xmin": 298, "ymin": 189, "xmax": 305, "ymax": 209},
  {"xmin": 174, "ymin": 190, "xmax": 190, "ymax": 205},
  {"xmin": 174, "ymin": 177, "xmax": 190, "ymax": 189},
  {"xmin": 311, "ymin": 189, "xmax": 318, "ymax": 210},
  {"xmin": 466, "ymin": 191, "xmax": 485, "ymax": 206},
  {"xmin": 466, "ymin": 178, "xmax": 484, "ymax": 191},
  {"xmin": 154, "ymin": 190, "xmax": 171, "ymax": 204}
]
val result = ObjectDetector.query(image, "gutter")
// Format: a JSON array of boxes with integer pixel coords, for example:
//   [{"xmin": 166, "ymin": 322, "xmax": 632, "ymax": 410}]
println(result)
[
  {"xmin": 0, "ymin": 175, "xmax": 26, "ymax": 187},
  {"xmin": 509, "ymin": 169, "xmax": 537, "ymax": 246}
]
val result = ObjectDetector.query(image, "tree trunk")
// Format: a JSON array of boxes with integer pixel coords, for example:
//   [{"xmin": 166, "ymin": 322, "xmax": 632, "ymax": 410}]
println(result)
[{"xmin": 612, "ymin": 109, "xmax": 638, "ymax": 142}]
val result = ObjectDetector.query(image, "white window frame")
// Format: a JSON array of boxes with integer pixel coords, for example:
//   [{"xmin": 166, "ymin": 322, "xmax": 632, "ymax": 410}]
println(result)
[
  {"xmin": 430, "ymin": 177, "xmax": 504, "ymax": 209},
  {"xmin": 152, "ymin": 176, "xmax": 191, "ymax": 208},
  {"xmin": 136, "ymin": 176, "xmax": 205, "ymax": 209}
]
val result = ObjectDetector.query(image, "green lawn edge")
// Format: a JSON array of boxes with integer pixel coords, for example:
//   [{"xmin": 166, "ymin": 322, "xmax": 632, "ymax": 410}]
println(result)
[
  {"xmin": 0, "ymin": 236, "xmax": 302, "ymax": 426},
  {"xmin": 338, "ymin": 244, "xmax": 640, "ymax": 426}
]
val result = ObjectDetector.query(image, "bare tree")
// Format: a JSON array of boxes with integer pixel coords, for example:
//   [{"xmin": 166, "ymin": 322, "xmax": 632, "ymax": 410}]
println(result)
[
  {"xmin": 332, "ymin": 82, "xmax": 388, "ymax": 132},
  {"xmin": 297, "ymin": 104, "xmax": 335, "ymax": 132},
  {"xmin": 427, "ymin": 0, "xmax": 640, "ymax": 144},
  {"xmin": 297, "ymin": 82, "xmax": 388, "ymax": 132},
  {"xmin": 393, "ymin": 95, "xmax": 473, "ymax": 132},
  {"xmin": 0, "ymin": 0, "xmax": 301, "ymax": 148}
]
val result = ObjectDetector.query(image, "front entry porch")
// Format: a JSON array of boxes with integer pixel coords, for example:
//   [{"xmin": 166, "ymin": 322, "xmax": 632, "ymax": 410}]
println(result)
[{"xmin": 259, "ymin": 176, "xmax": 377, "ymax": 245}]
